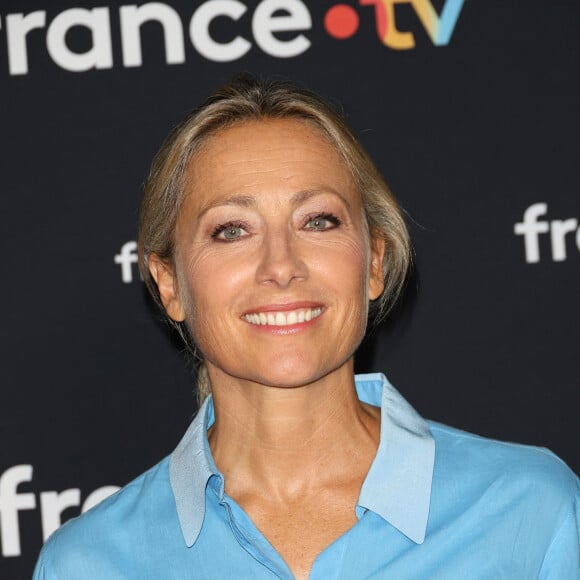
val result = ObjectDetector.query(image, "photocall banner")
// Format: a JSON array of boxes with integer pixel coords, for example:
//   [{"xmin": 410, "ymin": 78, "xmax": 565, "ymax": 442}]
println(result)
[{"xmin": 1, "ymin": 1, "xmax": 578, "ymax": 577}]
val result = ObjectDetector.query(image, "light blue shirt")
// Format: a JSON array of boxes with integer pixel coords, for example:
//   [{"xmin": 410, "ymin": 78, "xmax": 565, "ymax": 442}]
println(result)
[{"xmin": 34, "ymin": 374, "xmax": 580, "ymax": 579}]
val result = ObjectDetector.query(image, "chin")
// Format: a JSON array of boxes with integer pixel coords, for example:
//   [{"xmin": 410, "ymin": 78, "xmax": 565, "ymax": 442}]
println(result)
[
  {"xmin": 245, "ymin": 354, "xmax": 351, "ymax": 390},
  {"xmin": 206, "ymin": 346, "xmax": 356, "ymax": 391},
  {"xmin": 261, "ymin": 371, "xmax": 322, "ymax": 389}
]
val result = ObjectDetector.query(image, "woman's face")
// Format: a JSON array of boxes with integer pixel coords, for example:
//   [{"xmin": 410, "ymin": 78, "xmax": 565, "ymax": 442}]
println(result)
[{"xmin": 152, "ymin": 118, "xmax": 385, "ymax": 389}]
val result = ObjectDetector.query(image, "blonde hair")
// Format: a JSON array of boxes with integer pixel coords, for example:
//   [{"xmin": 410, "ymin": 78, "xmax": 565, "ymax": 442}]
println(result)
[{"xmin": 138, "ymin": 74, "xmax": 411, "ymax": 404}]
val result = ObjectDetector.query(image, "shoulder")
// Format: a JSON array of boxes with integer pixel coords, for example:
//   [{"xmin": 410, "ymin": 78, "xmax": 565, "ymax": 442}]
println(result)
[
  {"xmin": 431, "ymin": 420, "xmax": 576, "ymax": 474},
  {"xmin": 426, "ymin": 423, "xmax": 580, "ymax": 576},
  {"xmin": 428, "ymin": 420, "xmax": 579, "ymax": 521},
  {"xmin": 429, "ymin": 421, "xmax": 579, "ymax": 490},
  {"xmin": 34, "ymin": 457, "xmax": 174, "ymax": 578},
  {"xmin": 55, "ymin": 456, "xmax": 173, "ymax": 535}
]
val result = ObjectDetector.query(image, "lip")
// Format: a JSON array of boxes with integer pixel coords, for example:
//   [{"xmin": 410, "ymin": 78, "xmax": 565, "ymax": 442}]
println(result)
[
  {"xmin": 242, "ymin": 301, "xmax": 324, "ymax": 315},
  {"xmin": 241, "ymin": 301, "xmax": 325, "ymax": 333}
]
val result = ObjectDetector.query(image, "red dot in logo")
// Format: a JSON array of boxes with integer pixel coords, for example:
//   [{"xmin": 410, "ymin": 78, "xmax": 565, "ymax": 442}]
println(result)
[{"xmin": 324, "ymin": 4, "xmax": 360, "ymax": 40}]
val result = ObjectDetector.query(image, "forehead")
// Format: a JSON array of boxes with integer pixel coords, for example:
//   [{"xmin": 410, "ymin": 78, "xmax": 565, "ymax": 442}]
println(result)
[{"xmin": 182, "ymin": 118, "xmax": 357, "ymax": 210}]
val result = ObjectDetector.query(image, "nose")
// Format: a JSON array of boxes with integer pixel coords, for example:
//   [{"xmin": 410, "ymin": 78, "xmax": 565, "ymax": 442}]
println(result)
[{"xmin": 255, "ymin": 229, "xmax": 307, "ymax": 288}]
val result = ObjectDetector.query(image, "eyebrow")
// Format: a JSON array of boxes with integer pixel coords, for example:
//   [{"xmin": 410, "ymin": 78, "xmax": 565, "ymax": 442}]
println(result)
[
  {"xmin": 292, "ymin": 188, "xmax": 352, "ymax": 208},
  {"xmin": 196, "ymin": 188, "xmax": 351, "ymax": 219},
  {"xmin": 196, "ymin": 194, "xmax": 255, "ymax": 219}
]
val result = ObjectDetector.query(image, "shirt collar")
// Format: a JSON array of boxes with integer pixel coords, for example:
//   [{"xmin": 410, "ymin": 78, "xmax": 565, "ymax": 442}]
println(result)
[
  {"xmin": 169, "ymin": 373, "xmax": 434, "ymax": 547},
  {"xmin": 169, "ymin": 396, "xmax": 221, "ymax": 547},
  {"xmin": 356, "ymin": 373, "xmax": 435, "ymax": 544}
]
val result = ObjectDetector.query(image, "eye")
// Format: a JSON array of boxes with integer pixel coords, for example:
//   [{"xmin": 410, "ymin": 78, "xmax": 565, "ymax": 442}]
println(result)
[
  {"xmin": 211, "ymin": 222, "xmax": 248, "ymax": 241},
  {"xmin": 304, "ymin": 213, "xmax": 342, "ymax": 231}
]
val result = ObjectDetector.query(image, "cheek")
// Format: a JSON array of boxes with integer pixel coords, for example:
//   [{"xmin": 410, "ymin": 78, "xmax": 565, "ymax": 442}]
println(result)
[
  {"xmin": 322, "ymin": 236, "xmax": 369, "ymax": 282},
  {"xmin": 176, "ymin": 248, "xmax": 249, "ymax": 327},
  {"xmin": 315, "ymin": 237, "xmax": 370, "ymax": 311}
]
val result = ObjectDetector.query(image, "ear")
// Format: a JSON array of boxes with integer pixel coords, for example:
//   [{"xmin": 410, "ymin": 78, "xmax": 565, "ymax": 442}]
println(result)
[
  {"xmin": 148, "ymin": 254, "xmax": 186, "ymax": 322},
  {"xmin": 368, "ymin": 233, "xmax": 386, "ymax": 301}
]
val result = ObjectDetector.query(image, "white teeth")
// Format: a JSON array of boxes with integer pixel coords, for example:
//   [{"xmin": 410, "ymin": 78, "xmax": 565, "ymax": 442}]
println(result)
[{"xmin": 244, "ymin": 308, "xmax": 322, "ymax": 327}]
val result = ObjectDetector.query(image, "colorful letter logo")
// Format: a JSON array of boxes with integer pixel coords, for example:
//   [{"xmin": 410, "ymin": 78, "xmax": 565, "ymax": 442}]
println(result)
[{"xmin": 325, "ymin": 0, "xmax": 465, "ymax": 49}]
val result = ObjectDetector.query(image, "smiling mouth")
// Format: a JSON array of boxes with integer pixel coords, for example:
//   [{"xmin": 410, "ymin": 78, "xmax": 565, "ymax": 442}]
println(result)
[{"xmin": 243, "ymin": 307, "xmax": 323, "ymax": 327}]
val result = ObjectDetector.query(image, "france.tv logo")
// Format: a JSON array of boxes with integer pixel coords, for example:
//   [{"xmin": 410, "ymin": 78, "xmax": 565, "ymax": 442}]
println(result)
[
  {"xmin": 1, "ymin": 0, "xmax": 465, "ymax": 76},
  {"xmin": 325, "ymin": 0, "xmax": 465, "ymax": 49}
]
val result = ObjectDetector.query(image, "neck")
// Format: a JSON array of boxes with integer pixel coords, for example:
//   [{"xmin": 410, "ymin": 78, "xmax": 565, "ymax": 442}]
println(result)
[{"xmin": 206, "ymin": 361, "xmax": 381, "ymax": 499}]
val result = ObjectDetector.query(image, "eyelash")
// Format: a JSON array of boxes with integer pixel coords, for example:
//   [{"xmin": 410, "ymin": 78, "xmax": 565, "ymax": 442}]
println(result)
[
  {"xmin": 210, "ymin": 212, "xmax": 342, "ymax": 241},
  {"xmin": 210, "ymin": 221, "xmax": 248, "ymax": 241},
  {"xmin": 304, "ymin": 212, "xmax": 342, "ymax": 229}
]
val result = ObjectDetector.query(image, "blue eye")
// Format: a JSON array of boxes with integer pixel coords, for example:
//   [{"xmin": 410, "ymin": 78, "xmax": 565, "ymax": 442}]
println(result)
[
  {"xmin": 222, "ymin": 226, "xmax": 244, "ymax": 240},
  {"xmin": 305, "ymin": 214, "xmax": 341, "ymax": 231},
  {"xmin": 211, "ymin": 223, "xmax": 247, "ymax": 241}
]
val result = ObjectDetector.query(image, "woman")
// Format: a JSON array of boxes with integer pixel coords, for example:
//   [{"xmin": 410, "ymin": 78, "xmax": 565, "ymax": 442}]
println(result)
[{"xmin": 34, "ymin": 75, "xmax": 579, "ymax": 579}]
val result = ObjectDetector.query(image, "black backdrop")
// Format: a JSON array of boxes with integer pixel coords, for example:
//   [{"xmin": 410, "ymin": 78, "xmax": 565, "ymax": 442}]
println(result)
[{"xmin": 1, "ymin": 1, "xmax": 579, "ymax": 577}]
